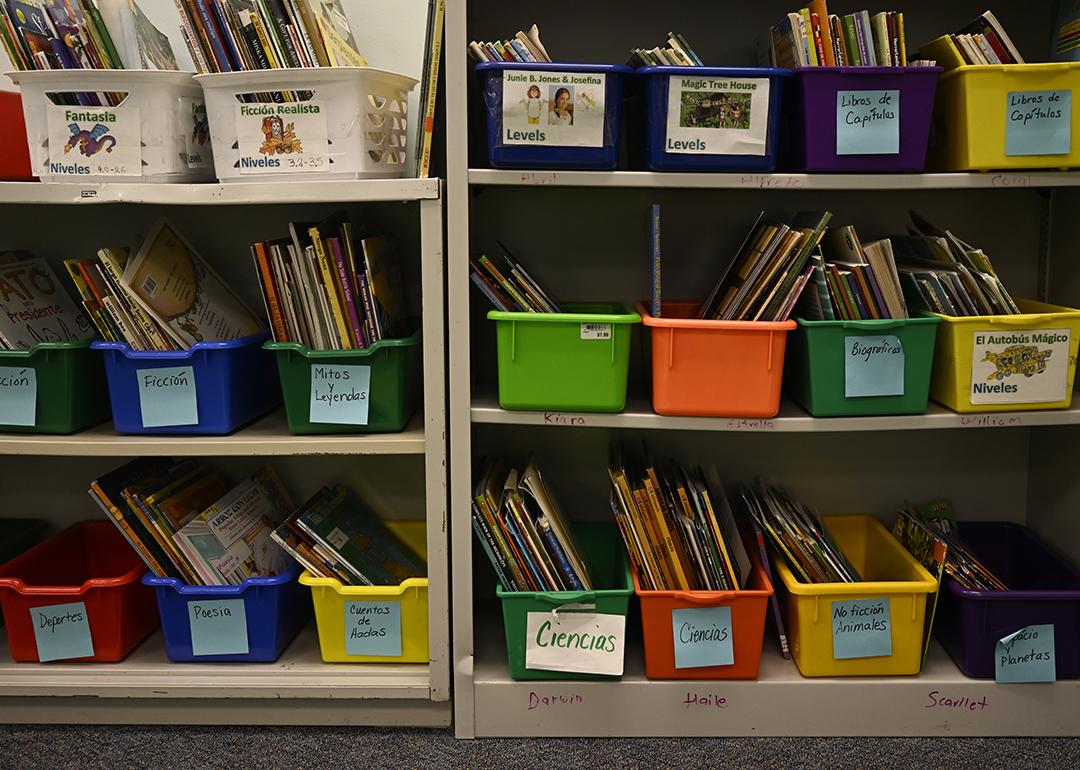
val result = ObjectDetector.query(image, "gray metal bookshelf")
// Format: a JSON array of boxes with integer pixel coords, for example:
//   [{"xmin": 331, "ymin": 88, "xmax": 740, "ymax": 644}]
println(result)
[{"xmin": 446, "ymin": 0, "xmax": 1080, "ymax": 739}]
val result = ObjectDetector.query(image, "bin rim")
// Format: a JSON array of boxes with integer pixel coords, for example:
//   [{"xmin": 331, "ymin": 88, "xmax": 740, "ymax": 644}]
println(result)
[
  {"xmin": 475, "ymin": 61, "xmax": 633, "ymax": 75},
  {"xmin": 939, "ymin": 61, "xmax": 1080, "ymax": 82},
  {"xmin": 264, "ymin": 330, "xmax": 420, "ymax": 357},
  {"xmin": 630, "ymin": 560, "xmax": 774, "ymax": 600},
  {"xmin": 637, "ymin": 302, "xmax": 796, "ymax": 331},
  {"xmin": 919, "ymin": 298, "xmax": 1080, "ymax": 325},
  {"xmin": 142, "ymin": 562, "xmax": 302, "ymax": 594},
  {"xmin": 794, "ymin": 65, "xmax": 943, "ymax": 76},
  {"xmin": 91, "ymin": 329, "xmax": 272, "ymax": 358},
  {"xmin": 6, "ymin": 69, "xmax": 200, "ymax": 87},
  {"xmin": 195, "ymin": 66, "xmax": 418, "ymax": 89},
  {"xmin": 298, "ymin": 569, "xmax": 428, "ymax": 596},
  {"xmin": 0, "ymin": 338, "xmax": 96, "ymax": 357},
  {"xmin": 636, "ymin": 65, "xmax": 793, "ymax": 78},
  {"xmin": 488, "ymin": 302, "xmax": 640, "ymax": 324},
  {"xmin": 793, "ymin": 315, "xmax": 940, "ymax": 330}
]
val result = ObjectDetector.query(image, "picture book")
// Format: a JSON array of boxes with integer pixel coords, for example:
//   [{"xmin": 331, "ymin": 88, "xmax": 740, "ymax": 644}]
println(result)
[
  {"xmin": 0, "ymin": 255, "xmax": 95, "ymax": 350},
  {"xmin": 128, "ymin": 0, "xmax": 177, "ymax": 69},
  {"xmin": 916, "ymin": 9, "xmax": 1024, "ymax": 68},
  {"xmin": 628, "ymin": 32, "xmax": 702, "ymax": 66},
  {"xmin": 468, "ymin": 245, "xmax": 560, "ymax": 313},
  {"xmin": 892, "ymin": 509, "xmax": 948, "ymax": 664},
  {"xmin": 468, "ymin": 23, "xmax": 551, "ymax": 63}
]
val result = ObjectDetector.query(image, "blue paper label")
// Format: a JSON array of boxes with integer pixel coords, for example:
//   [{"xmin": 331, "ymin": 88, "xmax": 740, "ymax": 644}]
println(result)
[
  {"xmin": 845, "ymin": 335, "xmax": 904, "ymax": 398},
  {"xmin": 30, "ymin": 601, "xmax": 94, "ymax": 662},
  {"xmin": 836, "ymin": 90, "xmax": 899, "ymax": 155},
  {"xmin": 672, "ymin": 606, "xmax": 734, "ymax": 669},
  {"xmin": 137, "ymin": 365, "xmax": 198, "ymax": 428},
  {"xmin": 832, "ymin": 598, "xmax": 892, "ymax": 660},
  {"xmin": 995, "ymin": 624, "xmax": 1056, "ymax": 683},
  {"xmin": 0, "ymin": 365, "xmax": 36, "ymax": 427},
  {"xmin": 309, "ymin": 364, "xmax": 371, "ymax": 425},
  {"xmin": 188, "ymin": 598, "xmax": 249, "ymax": 657},
  {"xmin": 1005, "ymin": 90, "xmax": 1071, "ymax": 156},
  {"xmin": 344, "ymin": 600, "xmax": 402, "ymax": 657}
]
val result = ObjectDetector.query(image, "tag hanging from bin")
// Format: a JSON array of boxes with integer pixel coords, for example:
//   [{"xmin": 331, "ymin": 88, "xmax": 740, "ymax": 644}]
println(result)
[
  {"xmin": 46, "ymin": 104, "xmax": 142, "ymax": 177},
  {"xmin": 525, "ymin": 609, "xmax": 626, "ymax": 675},
  {"xmin": 835, "ymin": 90, "xmax": 899, "ymax": 155},
  {"xmin": 995, "ymin": 623, "xmax": 1056, "ymax": 683},
  {"xmin": 832, "ymin": 598, "xmax": 892, "ymax": 660},
  {"xmin": 844, "ymin": 335, "xmax": 904, "ymax": 398},
  {"xmin": 1005, "ymin": 90, "xmax": 1071, "ymax": 157},
  {"xmin": 500, "ymin": 70, "xmax": 606, "ymax": 148},
  {"xmin": 30, "ymin": 601, "xmax": 94, "ymax": 662},
  {"xmin": 234, "ymin": 99, "xmax": 330, "ymax": 175},
  {"xmin": 137, "ymin": 365, "xmax": 198, "ymax": 428},
  {"xmin": 664, "ymin": 75, "xmax": 770, "ymax": 156},
  {"xmin": 0, "ymin": 365, "xmax": 36, "ymax": 427},
  {"xmin": 188, "ymin": 598, "xmax": 249, "ymax": 656},
  {"xmin": 672, "ymin": 606, "xmax": 734, "ymax": 669},
  {"xmin": 344, "ymin": 600, "xmax": 402, "ymax": 657},
  {"xmin": 309, "ymin": 363, "xmax": 371, "ymax": 425}
]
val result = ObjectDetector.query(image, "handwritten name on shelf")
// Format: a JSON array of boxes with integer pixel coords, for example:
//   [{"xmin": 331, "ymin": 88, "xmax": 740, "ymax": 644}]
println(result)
[
  {"xmin": 925, "ymin": 690, "xmax": 989, "ymax": 712},
  {"xmin": 725, "ymin": 418, "xmax": 775, "ymax": 431},
  {"xmin": 683, "ymin": 691, "xmax": 728, "ymax": 709},
  {"xmin": 543, "ymin": 412, "xmax": 587, "ymax": 426},
  {"xmin": 959, "ymin": 415, "xmax": 1024, "ymax": 428},
  {"xmin": 739, "ymin": 174, "xmax": 806, "ymax": 189},
  {"xmin": 528, "ymin": 691, "xmax": 583, "ymax": 710}
]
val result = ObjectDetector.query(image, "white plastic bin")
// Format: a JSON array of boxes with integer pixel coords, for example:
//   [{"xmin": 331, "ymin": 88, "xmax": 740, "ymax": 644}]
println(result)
[
  {"xmin": 6, "ymin": 70, "xmax": 213, "ymax": 183},
  {"xmin": 196, "ymin": 67, "xmax": 418, "ymax": 182}
]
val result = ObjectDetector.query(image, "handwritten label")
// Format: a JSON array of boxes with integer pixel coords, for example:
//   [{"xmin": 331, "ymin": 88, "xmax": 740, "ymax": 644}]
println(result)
[
  {"xmin": 30, "ymin": 601, "xmax": 94, "ymax": 662},
  {"xmin": 845, "ymin": 335, "xmax": 904, "ymax": 398},
  {"xmin": 836, "ymin": 90, "xmax": 899, "ymax": 155},
  {"xmin": 739, "ymin": 174, "xmax": 806, "ymax": 189},
  {"xmin": 525, "ymin": 610, "xmax": 626, "ymax": 676},
  {"xmin": 188, "ymin": 598, "xmax": 249, "ymax": 656},
  {"xmin": 925, "ymin": 691, "xmax": 990, "ymax": 711},
  {"xmin": 0, "ymin": 366, "xmax": 36, "ymax": 427},
  {"xmin": 960, "ymin": 414, "xmax": 1023, "ymax": 428},
  {"xmin": 665, "ymin": 75, "xmax": 770, "ymax": 156},
  {"xmin": 969, "ymin": 329, "xmax": 1071, "ymax": 405},
  {"xmin": 543, "ymin": 412, "xmax": 587, "ymax": 426},
  {"xmin": 137, "ymin": 365, "xmax": 198, "ymax": 428},
  {"xmin": 234, "ymin": 100, "xmax": 330, "ymax": 174},
  {"xmin": 518, "ymin": 172, "xmax": 557, "ymax": 185},
  {"xmin": 528, "ymin": 691, "xmax": 583, "ymax": 710},
  {"xmin": 725, "ymin": 418, "xmax": 775, "ymax": 431},
  {"xmin": 501, "ymin": 70, "xmax": 606, "ymax": 148},
  {"xmin": 832, "ymin": 598, "xmax": 892, "ymax": 660},
  {"xmin": 1005, "ymin": 90, "xmax": 1071, "ymax": 156},
  {"xmin": 996, "ymin": 624, "xmax": 1055, "ymax": 683},
  {"xmin": 344, "ymin": 600, "xmax": 402, "ymax": 657},
  {"xmin": 580, "ymin": 323, "xmax": 611, "ymax": 340},
  {"xmin": 991, "ymin": 174, "xmax": 1031, "ymax": 188},
  {"xmin": 682, "ymin": 691, "xmax": 728, "ymax": 709},
  {"xmin": 46, "ymin": 105, "xmax": 141, "ymax": 177},
  {"xmin": 309, "ymin": 363, "xmax": 371, "ymax": 425},
  {"xmin": 672, "ymin": 606, "xmax": 733, "ymax": 669}
]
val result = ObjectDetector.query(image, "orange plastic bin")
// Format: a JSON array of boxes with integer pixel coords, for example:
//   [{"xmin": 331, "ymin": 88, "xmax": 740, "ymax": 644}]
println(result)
[
  {"xmin": 638, "ymin": 302, "xmax": 795, "ymax": 417},
  {"xmin": 634, "ymin": 544, "xmax": 774, "ymax": 680}
]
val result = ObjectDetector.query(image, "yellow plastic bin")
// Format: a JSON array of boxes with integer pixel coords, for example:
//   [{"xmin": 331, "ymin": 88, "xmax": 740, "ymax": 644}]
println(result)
[
  {"xmin": 927, "ymin": 299, "xmax": 1080, "ymax": 413},
  {"xmin": 931, "ymin": 63, "xmax": 1080, "ymax": 171},
  {"xmin": 771, "ymin": 515, "xmax": 937, "ymax": 677},
  {"xmin": 299, "ymin": 520, "xmax": 428, "ymax": 664}
]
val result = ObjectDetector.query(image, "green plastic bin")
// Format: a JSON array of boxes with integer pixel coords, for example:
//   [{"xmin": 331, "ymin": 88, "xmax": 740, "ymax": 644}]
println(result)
[
  {"xmin": 0, "ymin": 340, "xmax": 110, "ymax": 434},
  {"xmin": 786, "ymin": 316, "xmax": 940, "ymax": 416},
  {"xmin": 496, "ymin": 523, "xmax": 633, "ymax": 681},
  {"xmin": 264, "ymin": 332, "xmax": 421, "ymax": 434},
  {"xmin": 488, "ymin": 303, "xmax": 640, "ymax": 412}
]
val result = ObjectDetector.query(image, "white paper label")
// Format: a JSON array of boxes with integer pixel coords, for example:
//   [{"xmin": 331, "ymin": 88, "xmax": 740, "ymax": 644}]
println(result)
[
  {"xmin": 502, "ymin": 70, "xmax": 606, "ymax": 147},
  {"xmin": 235, "ymin": 100, "xmax": 330, "ymax": 174},
  {"xmin": 665, "ymin": 75, "xmax": 770, "ymax": 156},
  {"xmin": 47, "ymin": 105, "xmax": 141, "ymax": 176},
  {"xmin": 525, "ymin": 610, "xmax": 626, "ymax": 676},
  {"xmin": 328, "ymin": 527, "xmax": 349, "ymax": 549},
  {"xmin": 580, "ymin": 323, "xmax": 611, "ymax": 340},
  {"xmin": 181, "ymin": 97, "xmax": 212, "ymax": 169},
  {"xmin": 969, "ymin": 328, "xmax": 1071, "ymax": 404}
]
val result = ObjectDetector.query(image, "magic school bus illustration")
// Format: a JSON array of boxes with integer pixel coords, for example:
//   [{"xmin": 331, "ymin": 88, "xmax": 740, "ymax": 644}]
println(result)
[
  {"xmin": 983, "ymin": 344, "xmax": 1052, "ymax": 380},
  {"xmin": 64, "ymin": 123, "xmax": 116, "ymax": 157}
]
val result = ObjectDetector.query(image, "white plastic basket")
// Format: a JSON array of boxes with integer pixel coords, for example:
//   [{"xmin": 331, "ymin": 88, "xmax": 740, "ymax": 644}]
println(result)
[
  {"xmin": 196, "ymin": 67, "xmax": 418, "ymax": 182},
  {"xmin": 6, "ymin": 70, "xmax": 213, "ymax": 184}
]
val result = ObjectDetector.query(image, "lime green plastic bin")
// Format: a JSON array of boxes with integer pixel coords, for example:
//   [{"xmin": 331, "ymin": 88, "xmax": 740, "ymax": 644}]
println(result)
[
  {"xmin": 496, "ymin": 523, "xmax": 633, "ymax": 681},
  {"xmin": 0, "ymin": 340, "xmax": 110, "ymax": 434},
  {"xmin": 264, "ymin": 332, "xmax": 421, "ymax": 434},
  {"xmin": 786, "ymin": 316, "xmax": 940, "ymax": 416},
  {"xmin": 488, "ymin": 303, "xmax": 641, "ymax": 412}
]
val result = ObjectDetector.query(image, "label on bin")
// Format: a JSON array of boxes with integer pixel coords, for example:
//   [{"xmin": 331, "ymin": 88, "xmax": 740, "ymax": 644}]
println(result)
[
  {"xmin": 137, "ymin": 365, "xmax": 199, "ymax": 427},
  {"xmin": 0, "ymin": 366, "xmax": 36, "ymax": 427},
  {"xmin": 580, "ymin": 323, "xmax": 611, "ymax": 340},
  {"xmin": 835, "ymin": 90, "xmax": 899, "ymax": 155},
  {"xmin": 181, "ymin": 97, "xmax": 212, "ymax": 169},
  {"xmin": 844, "ymin": 335, "xmax": 904, "ymax": 398},
  {"xmin": 501, "ymin": 70, "xmax": 606, "ymax": 148},
  {"xmin": 1005, "ymin": 90, "xmax": 1071, "ymax": 156},
  {"xmin": 344, "ymin": 600, "xmax": 402, "ymax": 657},
  {"xmin": 525, "ymin": 610, "xmax": 626, "ymax": 676},
  {"xmin": 188, "ymin": 598, "xmax": 249, "ymax": 656},
  {"xmin": 309, "ymin": 363, "xmax": 371, "ymax": 425},
  {"xmin": 234, "ymin": 100, "xmax": 330, "ymax": 174},
  {"xmin": 969, "ymin": 328, "xmax": 1071, "ymax": 405},
  {"xmin": 831, "ymin": 598, "xmax": 892, "ymax": 660},
  {"xmin": 995, "ymin": 624, "xmax": 1056, "ymax": 683},
  {"xmin": 664, "ymin": 75, "xmax": 770, "ymax": 156},
  {"xmin": 46, "ymin": 105, "xmax": 142, "ymax": 177},
  {"xmin": 672, "ymin": 606, "xmax": 734, "ymax": 669},
  {"xmin": 30, "ymin": 601, "xmax": 94, "ymax": 662}
]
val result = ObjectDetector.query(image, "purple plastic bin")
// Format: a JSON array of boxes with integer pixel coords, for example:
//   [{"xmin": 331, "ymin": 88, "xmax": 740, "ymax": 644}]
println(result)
[
  {"xmin": 792, "ymin": 66, "xmax": 941, "ymax": 172},
  {"xmin": 935, "ymin": 522, "xmax": 1080, "ymax": 679}
]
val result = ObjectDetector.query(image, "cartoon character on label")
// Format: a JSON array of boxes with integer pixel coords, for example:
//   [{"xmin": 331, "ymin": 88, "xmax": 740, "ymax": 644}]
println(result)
[
  {"xmin": 259, "ymin": 115, "xmax": 303, "ymax": 155},
  {"xmin": 64, "ymin": 123, "xmax": 115, "ymax": 157},
  {"xmin": 520, "ymin": 84, "xmax": 543, "ymax": 124},
  {"xmin": 191, "ymin": 112, "xmax": 210, "ymax": 147},
  {"xmin": 984, "ymin": 344, "xmax": 1051, "ymax": 380}
]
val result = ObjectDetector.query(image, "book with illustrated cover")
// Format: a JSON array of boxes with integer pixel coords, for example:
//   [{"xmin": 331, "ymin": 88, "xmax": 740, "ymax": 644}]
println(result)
[
  {"xmin": 0, "ymin": 256, "xmax": 95, "ymax": 350},
  {"xmin": 128, "ymin": 0, "xmax": 177, "ymax": 69}
]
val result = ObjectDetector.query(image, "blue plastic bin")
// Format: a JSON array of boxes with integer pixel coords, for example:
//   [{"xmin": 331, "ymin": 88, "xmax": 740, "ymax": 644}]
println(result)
[
  {"xmin": 143, "ymin": 564, "xmax": 309, "ymax": 663},
  {"xmin": 91, "ymin": 332, "xmax": 280, "ymax": 435},
  {"xmin": 477, "ymin": 62, "xmax": 632, "ymax": 169},
  {"xmin": 638, "ymin": 66, "xmax": 791, "ymax": 172}
]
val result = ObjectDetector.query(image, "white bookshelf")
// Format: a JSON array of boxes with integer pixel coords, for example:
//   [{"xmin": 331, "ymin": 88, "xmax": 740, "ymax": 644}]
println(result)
[
  {"xmin": 0, "ymin": 179, "xmax": 450, "ymax": 727},
  {"xmin": 446, "ymin": 0, "xmax": 1080, "ymax": 739}
]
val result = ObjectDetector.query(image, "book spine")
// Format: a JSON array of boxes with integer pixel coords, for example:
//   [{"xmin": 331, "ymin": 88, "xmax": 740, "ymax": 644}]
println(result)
[
  {"xmin": 193, "ymin": 0, "xmax": 234, "ymax": 71},
  {"xmin": 887, "ymin": 12, "xmax": 901, "ymax": 67},
  {"xmin": 472, "ymin": 508, "xmax": 514, "ymax": 592},
  {"xmin": 896, "ymin": 12, "xmax": 906, "ymax": 65},
  {"xmin": 843, "ymin": 15, "xmax": 862, "ymax": 67},
  {"xmin": 253, "ymin": 243, "xmax": 289, "ymax": 341},
  {"xmin": 829, "ymin": 15, "xmax": 845, "ymax": 66},
  {"xmin": 810, "ymin": 13, "xmax": 826, "ymax": 68},
  {"xmin": 263, "ymin": 0, "xmax": 302, "ymax": 67},
  {"xmin": 650, "ymin": 203, "xmax": 661, "ymax": 318},
  {"xmin": 843, "ymin": 272, "xmax": 868, "ymax": 319},
  {"xmin": 249, "ymin": 8, "xmax": 282, "ymax": 68},
  {"xmin": 811, "ymin": 258, "xmax": 835, "ymax": 321},
  {"xmin": 93, "ymin": 490, "xmax": 170, "ymax": 577},
  {"xmin": 479, "ymin": 256, "xmax": 531, "ymax": 311},
  {"xmin": 539, "ymin": 518, "xmax": 583, "ymax": 591},
  {"xmin": 174, "ymin": 0, "xmax": 210, "ymax": 73},
  {"xmin": 470, "ymin": 272, "xmax": 510, "ymax": 311},
  {"xmin": 862, "ymin": 265, "xmax": 891, "ymax": 319},
  {"xmin": 210, "ymin": 0, "xmax": 244, "ymax": 70},
  {"xmin": 851, "ymin": 266, "xmax": 880, "ymax": 319},
  {"xmin": 417, "ymin": 0, "xmax": 444, "ymax": 178},
  {"xmin": 798, "ymin": 9, "xmax": 816, "ymax": 65},
  {"xmin": 330, "ymin": 238, "xmax": 366, "ymax": 349},
  {"xmin": 643, "ymin": 477, "xmax": 690, "ymax": 590},
  {"xmin": 478, "ymin": 495, "xmax": 528, "ymax": 589},
  {"xmin": 292, "ymin": 0, "xmax": 328, "ymax": 66},
  {"xmin": 240, "ymin": 17, "xmax": 272, "ymax": 70},
  {"xmin": 310, "ymin": 229, "xmax": 352, "ymax": 348},
  {"xmin": 858, "ymin": 11, "xmax": 875, "ymax": 65},
  {"xmin": 356, "ymin": 272, "xmax": 380, "ymax": 345}
]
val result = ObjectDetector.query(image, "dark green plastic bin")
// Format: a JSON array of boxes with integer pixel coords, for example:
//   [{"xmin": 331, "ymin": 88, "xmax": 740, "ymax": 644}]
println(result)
[
  {"xmin": 265, "ymin": 332, "xmax": 421, "ymax": 434},
  {"xmin": 496, "ymin": 523, "xmax": 633, "ymax": 681},
  {"xmin": 0, "ymin": 340, "xmax": 110, "ymax": 434},
  {"xmin": 786, "ymin": 316, "xmax": 940, "ymax": 416}
]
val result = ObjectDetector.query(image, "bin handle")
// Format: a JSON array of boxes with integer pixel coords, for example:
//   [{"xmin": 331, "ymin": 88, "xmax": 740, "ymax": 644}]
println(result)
[
  {"xmin": 668, "ymin": 328, "xmax": 675, "ymax": 370},
  {"xmin": 988, "ymin": 314, "xmax": 1055, "ymax": 326},
  {"xmin": 510, "ymin": 321, "xmax": 517, "ymax": 362},
  {"xmin": 676, "ymin": 591, "xmax": 736, "ymax": 603},
  {"xmin": 533, "ymin": 592, "xmax": 598, "ymax": 606},
  {"xmin": 844, "ymin": 320, "xmax": 906, "ymax": 331},
  {"xmin": 768, "ymin": 329, "xmax": 775, "ymax": 371}
]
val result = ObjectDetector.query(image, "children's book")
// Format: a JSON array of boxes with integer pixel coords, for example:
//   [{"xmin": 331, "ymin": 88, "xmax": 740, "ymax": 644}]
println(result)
[{"xmin": 0, "ymin": 256, "xmax": 95, "ymax": 350}]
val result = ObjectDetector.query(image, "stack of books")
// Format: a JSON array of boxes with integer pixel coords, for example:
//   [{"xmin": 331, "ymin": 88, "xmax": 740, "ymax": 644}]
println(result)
[
  {"xmin": 64, "ymin": 220, "xmax": 264, "ymax": 350},
  {"xmin": 252, "ymin": 213, "xmax": 408, "ymax": 350},
  {"xmin": 272, "ymin": 484, "xmax": 426, "ymax": 586},
  {"xmin": 609, "ymin": 444, "xmax": 750, "ymax": 592},
  {"xmin": 800, "ymin": 224, "xmax": 909, "ymax": 321},
  {"xmin": 0, "ymin": 251, "xmax": 95, "ymax": 350},
  {"xmin": 916, "ymin": 10, "xmax": 1024, "ymax": 67},
  {"xmin": 469, "ymin": 245, "xmax": 560, "ymax": 313},
  {"xmin": 467, "ymin": 23, "xmax": 549, "ymax": 63},
  {"xmin": 895, "ymin": 501, "xmax": 1009, "ymax": 590},
  {"xmin": 627, "ymin": 33, "xmax": 702, "ymax": 67},
  {"xmin": 472, "ymin": 458, "xmax": 592, "ymax": 592},
  {"xmin": 91, "ymin": 459, "xmax": 294, "ymax": 586},
  {"xmin": 763, "ymin": 3, "xmax": 920, "ymax": 68}
]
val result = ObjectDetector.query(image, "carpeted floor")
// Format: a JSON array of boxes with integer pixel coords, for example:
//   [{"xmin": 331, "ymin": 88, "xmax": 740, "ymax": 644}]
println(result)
[{"xmin": 0, "ymin": 727, "xmax": 1077, "ymax": 769}]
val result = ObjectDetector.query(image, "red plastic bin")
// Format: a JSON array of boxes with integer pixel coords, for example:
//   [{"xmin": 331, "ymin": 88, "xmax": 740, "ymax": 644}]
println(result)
[
  {"xmin": 0, "ymin": 521, "xmax": 157, "ymax": 662},
  {"xmin": 0, "ymin": 91, "xmax": 33, "ymax": 180}
]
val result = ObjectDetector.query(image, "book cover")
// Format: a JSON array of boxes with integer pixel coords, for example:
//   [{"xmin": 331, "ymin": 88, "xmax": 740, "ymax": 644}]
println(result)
[
  {"xmin": 809, "ymin": 0, "xmax": 834, "ymax": 65},
  {"xmin": 307, "ymin": 0, "xmax": 365, "ymax": 66},
  {"xmin": 0, "ymin": 256, "xmax": 95, "ymax": 350},
  {"xmin": 842, "ymin": 14, "xmax": 862, "ymax": 67},
  {"xmin": 98, "ymin": 247, "xmax": 173, "ymax": 351},
  {"xmin": 361, "ymin": 235, "xmax": 407, "ymax": 338},
  {"xmin": 128, "ymin": 0, "xmax": 178, "ymax": 70},
  {"xmin": 252, "ymin": 242, "xmax": 289, "ymax": 341}
]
